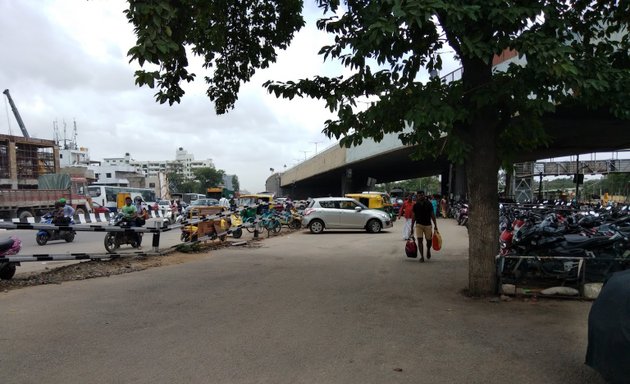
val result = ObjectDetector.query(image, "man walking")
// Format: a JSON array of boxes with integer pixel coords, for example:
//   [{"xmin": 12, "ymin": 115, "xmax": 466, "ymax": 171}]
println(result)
[
  {"xmin": 398, "ymin": 194, "xmax": 415, "ymax": 240},
  {"xmin": 412, "ymin": 191, "xmax": 438, "ymax": 262}
]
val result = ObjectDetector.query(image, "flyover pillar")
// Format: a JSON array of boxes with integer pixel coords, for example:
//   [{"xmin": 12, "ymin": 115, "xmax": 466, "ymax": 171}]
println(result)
[
  {"xmin": 450, "ymin": 163, "xmax": 467, "ymax": 201},
  {"xmin": 341, "ymin": 168, "xmax": 353, "ymax": 196}
]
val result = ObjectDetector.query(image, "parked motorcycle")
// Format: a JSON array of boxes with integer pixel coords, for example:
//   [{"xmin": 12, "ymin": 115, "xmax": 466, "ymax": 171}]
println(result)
[
  {"xmin": 0, "ymin": 236, "xmax": 22, "ymax": 280},
  {"xmin": 457, "ymin": 204, "xmax": 469, "ymax": 226},
  {"xmin": 104, "ymin": 213, "xmax": 143, "ymax": 253},
  {"xmin": 36, "ymin": 213, "xmax": 76, "ymax": 245}
]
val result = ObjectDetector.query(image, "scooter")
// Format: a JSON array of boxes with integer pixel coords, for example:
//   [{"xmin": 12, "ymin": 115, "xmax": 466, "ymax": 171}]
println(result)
[
  {"xmin": 36, "ymin": 213, "xmax": 76, "ymax": 245},
  {"xmin": 0, "ymin": 236, "xmax": 22, "ymax": 280},
  {"xmin": 104, "ymin": 213, "xmax": 143, "ymax": 253}
]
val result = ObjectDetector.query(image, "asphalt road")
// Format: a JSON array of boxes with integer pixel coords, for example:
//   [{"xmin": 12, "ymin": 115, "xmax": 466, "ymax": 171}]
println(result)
[
  {"xmin": 0, "ymin": 219, "xmax": 603, "ymax": 384},
  {"xmin": 2, "ymin": 218, "xmax": 246, "ymax": 276}
]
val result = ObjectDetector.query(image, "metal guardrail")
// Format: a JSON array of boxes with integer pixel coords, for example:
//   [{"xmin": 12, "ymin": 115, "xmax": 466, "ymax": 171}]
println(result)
[{"xmin": 0, "ymin": 205, "xmax": 296, "ymax": 263}]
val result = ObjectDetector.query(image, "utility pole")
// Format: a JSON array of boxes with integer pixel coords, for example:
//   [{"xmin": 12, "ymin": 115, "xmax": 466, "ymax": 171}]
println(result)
[{"xmin": 300, "ymin": 150, "xmax": 310, "ymax": 161}]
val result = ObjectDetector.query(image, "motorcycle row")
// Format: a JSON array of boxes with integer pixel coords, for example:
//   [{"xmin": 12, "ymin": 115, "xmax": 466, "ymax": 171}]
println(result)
[{"xmin": 498, "ymin": 203, "xmax": 630, "ymax": 284}]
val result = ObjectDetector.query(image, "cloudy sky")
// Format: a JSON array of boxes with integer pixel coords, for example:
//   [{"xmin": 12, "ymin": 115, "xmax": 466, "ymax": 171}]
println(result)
[
  {"xmin": 0, "ymin": 0, "xmax": 372, "ymax": 192},
  {"xmin": 3, "ymin": 2, "xmax": 622, "ymax": 193}
]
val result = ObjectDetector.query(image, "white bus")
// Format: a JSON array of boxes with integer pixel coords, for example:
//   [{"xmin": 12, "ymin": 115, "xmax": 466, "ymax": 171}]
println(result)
[{"xmin": 87, "ymin": 185, "xmax": 157, "ymax": 213}]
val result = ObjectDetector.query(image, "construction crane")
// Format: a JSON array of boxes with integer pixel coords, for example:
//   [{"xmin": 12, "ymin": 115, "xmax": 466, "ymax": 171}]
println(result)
[{"xmin": 2, "ymin": 89, "xmax": 30, "ymax": 138}]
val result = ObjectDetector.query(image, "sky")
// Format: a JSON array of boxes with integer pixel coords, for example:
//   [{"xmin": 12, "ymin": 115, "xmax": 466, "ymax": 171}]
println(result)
[
  {"xmin": 0, "ymin": 0, "xmax": 360, "ymax": 192},
  {"xmin": 2, "ymin": 2, "xmax": 624, "ymax": 193}
]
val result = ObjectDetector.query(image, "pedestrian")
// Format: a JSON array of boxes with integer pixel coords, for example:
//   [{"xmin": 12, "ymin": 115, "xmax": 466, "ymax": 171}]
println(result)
[
  {"xmin": 431, "ymin": 195, "xmax": 439, "ymax": 217},
  {"xmin": 398, "ymin": 194, "xmax": 415, "ymax": 240},
  {"xmin": 440, "ymin": 195, "xmax": 448, "ymax": 218},
  {"xmin": 219, "ymin": 195, "xmax": 230, "ymax": 210},
  {"xmin": 412, "ymin": 190, "xmax": 438, "ymax": 262}
]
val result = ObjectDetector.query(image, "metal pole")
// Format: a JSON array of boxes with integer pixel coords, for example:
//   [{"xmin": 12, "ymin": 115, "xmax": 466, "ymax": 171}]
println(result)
[{"xmin": 575, "ymin": 154, "xmax": 580, "ymax": 207}]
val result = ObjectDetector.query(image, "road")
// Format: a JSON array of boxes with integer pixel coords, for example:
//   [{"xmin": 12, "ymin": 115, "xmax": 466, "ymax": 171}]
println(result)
[
  {"xmin": 1, "ymin": 218, "xmax": 250, "ymax": 276},
  {"xmin": 0, "ymin": 219, "xmax": 603, "ymax": 384}
]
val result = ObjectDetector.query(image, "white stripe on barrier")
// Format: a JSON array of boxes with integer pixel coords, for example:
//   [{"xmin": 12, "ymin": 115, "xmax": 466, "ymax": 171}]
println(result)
[
  {"xmin": 78, "ymin": 213, "xmax": 86, "ymax": 224},
  {"xmin": 99, "ymin": 212, "xmax": 107, "ymax": 222},
  {"xmin": 89, "ymin": 213, "xmax": 97, "ymax": 222}
]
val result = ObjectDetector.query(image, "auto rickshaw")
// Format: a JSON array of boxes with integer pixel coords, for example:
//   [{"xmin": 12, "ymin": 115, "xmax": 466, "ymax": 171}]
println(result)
[
  {"xmin": 180, "ymin": 206, "xmax": 230, "ymax": 242},
  {"xmin": 345, "ymin": 192, "xmax": 396, "ymax": 221}
]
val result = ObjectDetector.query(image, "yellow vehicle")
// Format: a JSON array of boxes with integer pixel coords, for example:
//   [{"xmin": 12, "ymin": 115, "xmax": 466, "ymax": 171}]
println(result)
[
  {"xmin": 345, "ymin": 192, "xmax": 396, "ymax": 221},
  {"xmin": 238, "ymin": 194, "xmax": 274, "ymax": 207}
]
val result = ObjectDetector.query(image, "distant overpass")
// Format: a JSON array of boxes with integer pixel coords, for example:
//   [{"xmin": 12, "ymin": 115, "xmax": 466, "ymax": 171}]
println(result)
[{"xmin": 267, "ymin": 104, "xmax": 630, "ymax": 199}]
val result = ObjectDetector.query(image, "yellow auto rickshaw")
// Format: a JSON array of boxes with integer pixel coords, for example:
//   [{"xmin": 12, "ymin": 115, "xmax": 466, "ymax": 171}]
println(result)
[{"xmin": 345, "ymin": 192, "xmax": 396, "ymax": 221}]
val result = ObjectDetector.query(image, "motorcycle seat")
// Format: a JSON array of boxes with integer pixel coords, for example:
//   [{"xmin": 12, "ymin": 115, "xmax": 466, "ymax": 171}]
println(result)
[{"xmin": 0, "ymin": 238, "xmax": 15, "ymax": 252}]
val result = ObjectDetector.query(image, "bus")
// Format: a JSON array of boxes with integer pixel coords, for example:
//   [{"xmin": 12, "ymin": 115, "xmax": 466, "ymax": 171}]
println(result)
[
  {"xmin": 87, "ymin": 185, "xmax": 157, "ymax": 213},
  {"xmin": 207, "ymin": 187, "xmax": 233, "ymax": 200}
]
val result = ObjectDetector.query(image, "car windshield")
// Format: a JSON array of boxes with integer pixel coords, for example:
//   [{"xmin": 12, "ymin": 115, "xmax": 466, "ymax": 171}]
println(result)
[{"xmin": 158, "ymin": 200, "xmax": 170, "ymax": 205}]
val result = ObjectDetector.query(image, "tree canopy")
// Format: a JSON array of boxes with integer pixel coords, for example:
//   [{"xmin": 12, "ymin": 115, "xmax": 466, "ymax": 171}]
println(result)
[{"xmin": 125, "ymin": 0, "xmax": 630, "ymax": 295}]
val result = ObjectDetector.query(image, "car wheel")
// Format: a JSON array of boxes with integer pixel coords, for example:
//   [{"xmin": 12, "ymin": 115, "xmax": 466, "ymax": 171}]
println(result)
[
  {"xmin": 366, "ymin": 219, "xmax": 382, "ymax": 233},
  {"xmin": 308, "ymin": 219, "xmax": 324, "ymax": 234}
]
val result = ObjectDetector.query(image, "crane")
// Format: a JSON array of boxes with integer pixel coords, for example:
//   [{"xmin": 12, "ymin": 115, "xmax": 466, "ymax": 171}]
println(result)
[{"xmin": 2, "ymin": 89, "xmax": 30, "ymax": 138}]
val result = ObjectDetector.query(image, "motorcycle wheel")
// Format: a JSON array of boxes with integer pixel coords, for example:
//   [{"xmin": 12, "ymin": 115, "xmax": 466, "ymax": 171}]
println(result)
[
  {"xmin": 290, "ymin": 219, "xmax": 301, "ymax": 229},
  {"xmin": 232, "ymin": 228, "xmax": 243, "ymax": 239},
  {"xmin": 65, "ymin": 231, "xmax": 76, "ymax": 243},
  {"xmin": 104, "ymin": 233, "xmax": 119, "ymax": 253},
  {"xmin": 36, "ymin": 232, "xmax": 49, "ymax": 246},
  {"xmin": 0, "ymin": 263, "xmax": 16, "ymax": 280}
]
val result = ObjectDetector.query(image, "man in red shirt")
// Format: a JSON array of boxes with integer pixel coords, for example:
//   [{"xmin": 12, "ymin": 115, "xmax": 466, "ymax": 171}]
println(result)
[{"xmin": 398, "ymin": 194, "xmax": 415, "ymax": 240}]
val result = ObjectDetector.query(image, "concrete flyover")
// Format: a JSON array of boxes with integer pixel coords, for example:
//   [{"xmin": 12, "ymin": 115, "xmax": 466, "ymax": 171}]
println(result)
[{"xmin": 267, "ymin": 105, "xmax": 630, "ymax": 200}]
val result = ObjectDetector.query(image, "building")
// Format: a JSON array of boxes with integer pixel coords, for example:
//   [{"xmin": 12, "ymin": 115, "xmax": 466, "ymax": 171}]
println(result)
[
  {"xmin": 0, "ymin": 134, "xmax": 59, "ymax": 189},
  {"xmin": 89, "ymin": 148, "xmax": 215, "ymax": 197},
  {"xmin": 102, "ymin": 148, "xmax": 214, "ymax": 180}
]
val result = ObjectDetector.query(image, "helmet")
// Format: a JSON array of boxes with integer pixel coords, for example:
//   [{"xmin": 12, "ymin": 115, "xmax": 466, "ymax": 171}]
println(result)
[{"xmin": 59, "ymin": 198, "xmax": 66, "ymax": 204}]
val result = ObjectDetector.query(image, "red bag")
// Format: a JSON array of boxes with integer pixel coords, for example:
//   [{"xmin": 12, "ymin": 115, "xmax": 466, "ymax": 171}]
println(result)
[
  {"xmin": 432, "ymin": 230, "xmax": 442, "ymax": 251},
  {"xmin": 405, "ymin": 239, "xmax": 417, "ymax": 258}
]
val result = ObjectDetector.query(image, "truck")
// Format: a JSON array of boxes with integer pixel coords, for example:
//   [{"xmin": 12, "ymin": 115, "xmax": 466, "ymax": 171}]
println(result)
[{"xmin": 0, "ymin": 174, "xmax": 92, "ymax": 220}]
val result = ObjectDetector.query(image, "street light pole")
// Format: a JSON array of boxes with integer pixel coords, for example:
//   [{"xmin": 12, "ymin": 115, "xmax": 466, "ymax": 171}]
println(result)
[{"xmin": 311, "ymin": 141, "xmax": 323, "ymax": 154}]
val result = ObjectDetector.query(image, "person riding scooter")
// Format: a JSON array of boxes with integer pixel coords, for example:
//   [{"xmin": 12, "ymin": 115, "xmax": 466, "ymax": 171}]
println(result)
[{"xmin": 52, "ymin": 199, "xmax": 72, "ymax": 226}]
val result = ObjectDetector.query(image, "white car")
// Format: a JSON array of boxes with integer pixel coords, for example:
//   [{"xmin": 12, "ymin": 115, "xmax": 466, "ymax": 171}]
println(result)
[{"xmin": 302, "ymin": 197, "xmax": 393, "ymax": 234}]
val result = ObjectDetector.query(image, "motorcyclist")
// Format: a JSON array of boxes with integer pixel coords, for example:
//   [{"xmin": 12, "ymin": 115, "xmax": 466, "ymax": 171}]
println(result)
[
  {"xmin": 121, "ymin": 196, "xmax": 141, "ymax": 245},
  {"xmin": 133, "ymin": 196, "xmax": 148, "ymax": 226},
  {"xmin": 52, "ymin": 198, "xmax": 73, "ymax": 226},
  {"xmin": 61, "ymin": 198, "xmax": 75, "ymax": 219},
  {"xmin": 121, "ymin": 196, "xmax": 138, "ymax": 223}
]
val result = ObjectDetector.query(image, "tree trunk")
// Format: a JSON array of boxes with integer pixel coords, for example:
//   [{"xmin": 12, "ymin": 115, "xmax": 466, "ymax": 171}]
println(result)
[
  {"xmin": 459, "ymin": 54, "xmax": 500, "ymax": 296},
  {"xmin": 465, "ymin": 124, "xmax": 500, "ymax": 296}
]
